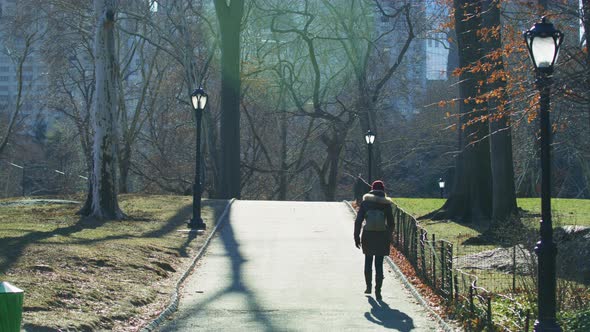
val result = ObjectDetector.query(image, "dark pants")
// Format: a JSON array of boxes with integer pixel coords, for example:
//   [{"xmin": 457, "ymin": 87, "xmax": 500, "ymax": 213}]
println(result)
[{"xmin": 364, "ymin": 255, "xmax": 384, "ymax": 280}]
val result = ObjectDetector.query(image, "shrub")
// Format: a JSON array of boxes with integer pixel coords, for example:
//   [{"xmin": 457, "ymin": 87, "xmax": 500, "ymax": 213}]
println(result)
[{"xmin": 560, "ymin": 308, "xmax": 590, "ymax": 332}]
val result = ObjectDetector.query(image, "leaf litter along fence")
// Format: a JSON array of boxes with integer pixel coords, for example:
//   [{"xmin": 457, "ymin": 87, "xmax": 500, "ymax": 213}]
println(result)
[{"xmin": 391, "ymin": 204, "xmax": 534, "ymax": 331}]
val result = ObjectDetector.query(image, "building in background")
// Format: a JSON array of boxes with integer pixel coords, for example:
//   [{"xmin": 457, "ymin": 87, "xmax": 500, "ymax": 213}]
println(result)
[
  {"xmin": 375, "ymin": 0, "xmax": 451, "ymax": 115},
  {"xmin": 425, "ymin": 1, "xmax": 450, "ymax": 81},
  {"xmin": 0, "ymin": 0, "xmax": 47, "ymax": 117}
]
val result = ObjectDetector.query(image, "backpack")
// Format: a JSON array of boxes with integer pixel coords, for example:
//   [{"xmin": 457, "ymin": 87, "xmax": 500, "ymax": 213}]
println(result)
[{"xmin": 364, "ymin": 208, "xmax": 386, "ymax": 231}]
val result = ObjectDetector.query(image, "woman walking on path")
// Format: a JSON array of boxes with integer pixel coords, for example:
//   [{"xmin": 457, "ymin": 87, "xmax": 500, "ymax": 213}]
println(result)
[{"xmin": 354, "ymin": 180, "xmax": 394, "ymax": 300}]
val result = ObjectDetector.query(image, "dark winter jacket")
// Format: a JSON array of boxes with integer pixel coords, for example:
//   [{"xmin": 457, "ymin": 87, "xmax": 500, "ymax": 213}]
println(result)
[{"xmin": 354, "ymin": 190, "xmax": 394, "ymax": 256}]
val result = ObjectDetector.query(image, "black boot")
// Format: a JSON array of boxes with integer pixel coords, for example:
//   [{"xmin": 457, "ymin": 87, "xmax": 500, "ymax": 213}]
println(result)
[
  {"xmin": 364, "ymin": 272, "xmax": 372, "ymax": 294},
  {"xmin": 375, "ymin": 278, "xmax": 383, "ymax": 300}
]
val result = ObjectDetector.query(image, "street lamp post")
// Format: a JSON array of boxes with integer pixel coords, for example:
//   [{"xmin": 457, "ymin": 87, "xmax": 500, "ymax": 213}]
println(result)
[
  {"xmin": 523, "ymin": 17, "xmax": 564, "ymax": 332},
  {"xmin": 365, "ymin": 130, "xmax": 375, "ymax": 183},
  {"xmin": 188, "ymin": 87, "xmax": 208, "ymax": 230},
  {"xmin": 438, "ymin": 178, "xmax": 445, "ymax": 198}
]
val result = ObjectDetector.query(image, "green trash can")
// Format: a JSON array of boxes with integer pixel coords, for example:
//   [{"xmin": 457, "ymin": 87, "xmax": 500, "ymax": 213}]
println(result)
[{"xmin": 0, "ymin": 282, "xmax": 24, "ymax": 332}]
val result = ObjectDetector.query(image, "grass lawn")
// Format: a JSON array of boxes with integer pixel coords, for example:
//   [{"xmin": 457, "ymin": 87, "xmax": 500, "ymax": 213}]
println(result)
[
  {"xmin": 391, "ymin": 198, "xmax": 446, "ymax": 219},
  {"xmin": 0, "ymin": 195, "xmax": 229, "ymax": 331},
  {"xmin": 393, "ymin": 197, "xmax": 590, "ymax": 227},
  {"xmin": 517, "ymin": 198, "xmax": 590, "ymax": 228},
  {"xmin": 392, "ymin": 198, "xmax": 489, "ymax": 252}
]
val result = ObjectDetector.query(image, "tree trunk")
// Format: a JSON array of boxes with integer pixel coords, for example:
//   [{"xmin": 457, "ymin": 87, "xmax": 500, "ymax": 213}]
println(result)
[
  {"xmin": 483, "ymin": 0, "xmax": 518, "ymax": 225},
  {"xmin": 81, "ymin": 0, "xmax": 123, "ymax": 219},
  {"xmin": 118, "ymin": 141, "xmax": 131, "ymax": 193},
  {"xmin": 583, "ymin": 0, "xmax": 590, "ymax": 129},
  {"xmin": 427, "ymin": 0, "xmax": 492, "ymax": 223},
  {"xmin": 325, "ymin": 139, "xmax": 344, "ymax": 201},
  {"xmin": 316, "ymin": 125, "xmax": 347, "ymax": 201},
  {"xmin": 117, "ymin": 81, "xmax": 130, "ymax": 194},
  {"xmin": 278, "ymin": 100, "xmax": 288, "ymax": 200},
  {"xmin": 214, "ymin": 0, "xmax": 244, "ymax": 199}
]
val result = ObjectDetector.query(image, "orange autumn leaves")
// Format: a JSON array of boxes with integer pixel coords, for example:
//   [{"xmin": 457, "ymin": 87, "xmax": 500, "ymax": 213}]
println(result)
[{"xmin": 435, "ymin": 0, "xmax": 564, "ymax": 132}]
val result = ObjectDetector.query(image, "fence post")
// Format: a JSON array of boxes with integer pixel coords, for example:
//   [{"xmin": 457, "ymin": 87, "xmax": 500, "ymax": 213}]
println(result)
[
  {"xmin": 403, "ymin": 215, "xmax": 409, "ymax": 255},
  {"xmin": 396, "ymin": 209, "xmax": 401, "ymax": 246},
  {"xmin": 21, "ymin": 163, "xmax": 26, "ymax": 197},
  {"xmin": 399, "ymin": 213, "xmax": 404, "ymax": 250},
  {"xmin": 420, "ymin": 229, "xmax": 426, "ymax": 279},
  {"xmin": 405, "ymin": 215, "xmax": 410, "ymax": 255},
  {"xmin": 448, "ymin": 242, "xmax": 453, "ymax": 300},
  {"xmin": 410, "ymin": 218, "xmax": 414, "ymax": 261},
  {"xmin": 487, "ymin": 296, "xmax": 492, "ymax": 329},
  {"xmin": 440, "ymin": 241, "xmax": 445, "ymax": 297},
  {"xmin": 512, "ymin": 244, "xmax": 517, "ymax": 293},
  {"xmin": 469, "ymin": 285, "xmax": 474, "ymax": 327},
  {"xmin": 454, "ymin": 274, "xmax": 459, "ymax": 302},
  {"xmin": 432, "ymin": 234, "xmax": 436, "ymax": 290},
  {"xmin": 392, "ymin": 208, "xmax": 399, "ymax": 247},
  {"xmin": 412, "ymin": 223, "xmax": 417, "ymax": 265}
]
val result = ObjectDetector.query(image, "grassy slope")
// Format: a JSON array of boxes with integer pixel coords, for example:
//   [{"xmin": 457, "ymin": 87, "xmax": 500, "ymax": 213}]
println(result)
[
  {"xmin": 392, "ymin": 197, "xmax": 590, "ymax": 248},
  {"xmin": 0, "ymin": 195, "xmax": 228, "ymax": 331},
  {"xmin": 393, "ymin": 197, "xmax": 590, "ymax": 226}
]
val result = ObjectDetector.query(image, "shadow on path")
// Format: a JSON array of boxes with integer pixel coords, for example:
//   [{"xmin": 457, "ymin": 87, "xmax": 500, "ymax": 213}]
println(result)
[
  {"xmin": 364, "ymin": 297, "xmax": 415, "ymax": 331},
  {"xmin": 160, "ymin": 214, "xmax": 278, "ymax": 331}
]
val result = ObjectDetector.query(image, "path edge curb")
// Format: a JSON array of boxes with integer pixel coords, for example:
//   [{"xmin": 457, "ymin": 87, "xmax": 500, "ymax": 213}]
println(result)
[
  {"xmin": 140, "ymin": 198, "xmax": 236, "ymax": 331},
  {"xmin": 343, "ymin": 200, "xmax": 456, "ymax": 332}
]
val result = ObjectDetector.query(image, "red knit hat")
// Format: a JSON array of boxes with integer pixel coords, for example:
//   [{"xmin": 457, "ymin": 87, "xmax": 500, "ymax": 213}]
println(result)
[{"xmin": 371, "ymin": 180, "xmax": 385, "ymax": 191}]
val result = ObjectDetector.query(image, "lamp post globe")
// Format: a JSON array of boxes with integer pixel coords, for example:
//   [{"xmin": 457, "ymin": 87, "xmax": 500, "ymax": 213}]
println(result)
[
  {"xmin": 364, "ymin": 130, "xmax": 375, "ymax": 145},
  {"xmin": 523, "ymin": 17, "xmax": 564, "ymax": 72},
  {"xmin": 192, "ymin": 87, "xmax": 208, "ymax": 111},
  {"xmin": 188, "ymin": 87, "xmax": 208, "ymax": 231},
  {"xmin": 365, "ymin": 130, "xmax": 375, "ymax": 183},
  {"xmin": 438, "ymin": 178, "xmax": 445, "ymax": 198},
  {"xmin": 523, "ymin": 17, "xmax": 563, "ymax": 332}
]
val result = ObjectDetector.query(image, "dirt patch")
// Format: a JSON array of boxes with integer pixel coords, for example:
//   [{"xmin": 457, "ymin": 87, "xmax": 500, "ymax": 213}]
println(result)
[
  {"xmin": 0, "ymin": 195, "xmax": 228, "ymax": 331},
  {"xmin": 0, "ymin": 199, "xmax": 81, "ymax": 206},
  {"xmin": 454, "ymin": 245, "xmax": 534, "ymax": 275}
]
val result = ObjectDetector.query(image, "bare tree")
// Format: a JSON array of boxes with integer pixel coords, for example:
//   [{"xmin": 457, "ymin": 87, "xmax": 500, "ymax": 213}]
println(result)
[
  {"xmin": 80, "ymin": 0, "xmax": 124, "ymax": 219},
  {"xmin": 43, "ymin": 1, "xmax": 95, "ymax": 174},
  {"xmin": 118, "ymin": 0, "xmax": 219, "ymax": 196},
  {"xmin": 264, "ymin": 0, "xmax": 356, "ymax": 201},
  {"xmin": 323, "ymin": 0, "xmax": 418, "ymax": 181},
  {"xmin": 115, "ymin": 13, "xmax": 161, "ymax": 193}
]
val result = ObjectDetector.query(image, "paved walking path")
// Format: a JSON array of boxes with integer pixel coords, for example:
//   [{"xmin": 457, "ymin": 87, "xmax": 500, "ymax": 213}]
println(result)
[{"xmin": 158, "ymin": 201, "xmax": 441, "ymax": 331}]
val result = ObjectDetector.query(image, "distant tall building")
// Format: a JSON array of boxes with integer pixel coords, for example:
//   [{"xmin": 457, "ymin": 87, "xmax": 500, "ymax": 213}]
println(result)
[
  {"xmin": 374, "ymin": 1, "xmax": 428, "ymax": 115},
  {"xmin": 371, "ymin": 1, "xmax": 453, "ymax": 115},
  {"xmin": 0, "ymin": 0, "xmax": 47, "ymax": 116},
  {"xmin": 425, "ymin": 1, "xmax": 450, "ymax": 81},
  {"xmin": 426, "ymin": 31, "xmax": 449, "ymax": 81}
]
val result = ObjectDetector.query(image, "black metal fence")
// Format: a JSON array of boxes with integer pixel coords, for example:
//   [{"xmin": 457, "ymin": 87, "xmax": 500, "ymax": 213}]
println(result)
[{"xmin": 391, "ymin": 204, "xmax": 534, "ymax": 331}]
